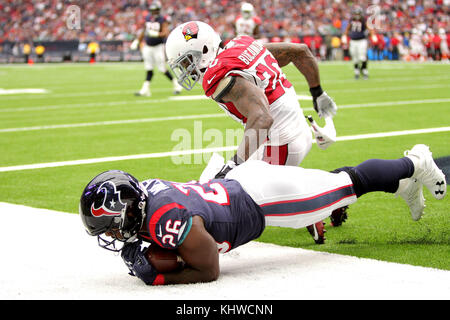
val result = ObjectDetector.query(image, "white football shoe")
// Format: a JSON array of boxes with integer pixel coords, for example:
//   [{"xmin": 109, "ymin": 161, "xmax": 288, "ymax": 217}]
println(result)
[
  {"xmin": 395, "ymin": 178, "xmax": 425, "ymax": 221},
  {"xmin": 135, "ymin": 81, "xmax": 151, "ymax": 97},
  {"xmin": 404, "ymin": 144, "xmax": 447, "ymax": 200}
]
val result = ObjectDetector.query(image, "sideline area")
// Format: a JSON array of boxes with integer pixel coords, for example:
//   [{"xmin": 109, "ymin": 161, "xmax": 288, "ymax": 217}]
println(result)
[{"xmin": 1, "ymin": 202, "xmax": 448, "ymax": 300}]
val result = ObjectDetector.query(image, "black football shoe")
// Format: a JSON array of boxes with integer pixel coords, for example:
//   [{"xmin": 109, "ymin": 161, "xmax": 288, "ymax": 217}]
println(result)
[
  {"xmin": 329, "ymin": 206, "xmax": 349, "ymax": 227},
  {"xmin": 306, "ymin": 221, "xmax": 326, "ymax": 244}
]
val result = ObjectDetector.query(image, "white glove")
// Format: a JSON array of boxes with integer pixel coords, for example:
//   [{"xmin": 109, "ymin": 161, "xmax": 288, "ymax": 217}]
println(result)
[
  {"xmin": 306, "ymin": 115, "xmax": 336, "ymax": 150},
  {"xmin": 314, "ymin": 91, "xmax": 338, "ymax": 118},
  {"xmin": 130, "ymin": 39, "xmax": 139, "ymax": 50},
  {"xmin": 199, "ymin": 153, "xmax": 225, "ymax": 184},
  {"xmin": 147, "ymin": 30, "xmax": 160, "ymax": 38}
]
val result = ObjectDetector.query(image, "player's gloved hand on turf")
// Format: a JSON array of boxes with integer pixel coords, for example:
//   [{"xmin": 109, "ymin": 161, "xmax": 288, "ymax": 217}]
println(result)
[
  {"xmin": 310, "ymin": 85, "xmax": 337, "ymax": 118},
  {"xmin": 215, "ymin": 160, "xmax": 237, "ymax": 179},
  {"xmin": 215, "ymin": 154, "xmax": 243, "ymax": 179},
  {"xmin": 121, "ymin": 239, "xmax": 159, "ymax": 285}
]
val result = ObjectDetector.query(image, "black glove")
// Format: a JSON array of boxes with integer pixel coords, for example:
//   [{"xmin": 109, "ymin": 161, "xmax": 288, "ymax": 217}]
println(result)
[
  {"xmin": 121, "ymin": 240, "xmax": 160, "ymax": 285},
  {"xmin": 215, "ymin": 160, "xmax": 238, "ymax": 179}
]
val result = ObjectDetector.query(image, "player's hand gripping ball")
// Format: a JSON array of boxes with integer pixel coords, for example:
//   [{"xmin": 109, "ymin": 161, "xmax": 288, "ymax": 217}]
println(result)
[{"xmin": 145, "ymin": 244, "xmax": 185, "ymax": 273}]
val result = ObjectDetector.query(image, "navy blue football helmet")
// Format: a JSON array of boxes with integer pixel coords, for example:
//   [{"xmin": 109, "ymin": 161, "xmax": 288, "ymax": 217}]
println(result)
[{"xmin": 79, "ymin": 170, "xmax": 147, "ymax": 251}]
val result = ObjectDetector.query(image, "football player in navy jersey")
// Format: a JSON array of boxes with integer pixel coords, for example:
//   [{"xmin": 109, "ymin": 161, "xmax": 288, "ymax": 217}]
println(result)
[
  {"xmin": 80, "ymin": 144, "xmax": 446, "ymax": 285},
  {"xmin": 130, "ymin": 2, "xmax": 182, "ymax": 96},
  {"xmin": 344, "ymin": 6, "xmax": 375, "ymax": 79}
]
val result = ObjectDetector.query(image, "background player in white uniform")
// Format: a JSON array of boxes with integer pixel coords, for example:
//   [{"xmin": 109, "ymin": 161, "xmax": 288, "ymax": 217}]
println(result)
[
  {"xmin": 130, "ymin": 2, "xmax": 182, "ymax": 96},
  {"xmin": 409, "ymin": 28, "xmax": 426, "ymax": 61},
  {"xmin": 438, "ymin": 28, "xmax": 449, "ymax": 60},
  {"xmin": 166, "ymin": 21, "xmax": 339, "ymax": 243},
  {"xmin": 235, "ymin": 2, "xmax": 261, "ymax": 38}
]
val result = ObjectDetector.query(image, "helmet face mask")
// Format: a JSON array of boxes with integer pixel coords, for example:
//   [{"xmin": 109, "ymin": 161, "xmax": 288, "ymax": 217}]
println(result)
[
  {"xmin": 79, "ymin": 170, "xmax": 147, "ymax": 252},
  {"xmin": 169, "ymin": 50, "xmax": 203, "ymax": 90},
  {"xmin": 166, "ymin": 21, "xmax": 222, "ymax": 91}
]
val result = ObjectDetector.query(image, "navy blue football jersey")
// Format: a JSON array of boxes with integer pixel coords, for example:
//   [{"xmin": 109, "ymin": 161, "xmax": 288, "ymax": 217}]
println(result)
[
  {"xmin": 349, "ymin": 18, "xmax": 367, "ymax": 40},
  {"xmin": 144, "ymin": 15, "xmax": 168, "ymax": 46},
  {"xmin": 138, "ymin": 179, "xmax": 265, "ymax": 253}
]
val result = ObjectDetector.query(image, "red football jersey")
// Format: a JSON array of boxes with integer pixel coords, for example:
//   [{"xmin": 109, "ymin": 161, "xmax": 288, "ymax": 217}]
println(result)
[{"xmin": 202, "ymin": 36, "xmax": 292, "ymax": 124}]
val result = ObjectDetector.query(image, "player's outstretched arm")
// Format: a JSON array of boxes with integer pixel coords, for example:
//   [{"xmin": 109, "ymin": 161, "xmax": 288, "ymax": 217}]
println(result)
[
  {"xmin": 265, "ymin": 43, "xmax": 337, "ymax": 118},
  {"xmin": 220, "ymin": 76, "xmax": 273, "ymax": 161},
  {"xmin": 164, "ymin": 216, "xmax": 220, "ymax": 285},
  {"xmin": 264, "ymin": 43, "xmax": 320, "ymax": 88}
]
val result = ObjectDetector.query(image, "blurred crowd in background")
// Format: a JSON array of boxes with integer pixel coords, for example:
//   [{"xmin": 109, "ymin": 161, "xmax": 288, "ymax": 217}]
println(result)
[{"xmin": 1, "ymin": 0, "xmax": 449, "ymax": 61}]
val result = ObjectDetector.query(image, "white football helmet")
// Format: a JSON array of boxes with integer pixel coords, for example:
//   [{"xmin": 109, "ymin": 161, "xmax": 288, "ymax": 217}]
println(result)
[
  {"xmin": 241, "ymin": 2, "xmax": 254, "ymax": 19},
  {"xmin": 166, "ymin": 21, "xmax": 222, "ymax": 91}
]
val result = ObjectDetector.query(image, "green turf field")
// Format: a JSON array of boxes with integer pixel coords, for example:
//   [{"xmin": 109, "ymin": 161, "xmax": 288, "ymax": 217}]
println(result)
[{"xmin": 0, "ymin": 61, "xmax": 449, "ymax": 270}]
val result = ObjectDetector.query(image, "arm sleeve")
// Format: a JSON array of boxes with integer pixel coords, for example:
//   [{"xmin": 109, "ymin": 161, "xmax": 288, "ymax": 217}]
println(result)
[{"xmin": 147, "ymin": 202, "xmax": 193, "ymax": 249}]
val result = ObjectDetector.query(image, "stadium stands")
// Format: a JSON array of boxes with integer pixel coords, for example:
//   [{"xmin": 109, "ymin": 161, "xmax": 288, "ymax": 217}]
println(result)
[{"xmin": 0, "ymin": 0, "xmax": 448, "ymax": 62}]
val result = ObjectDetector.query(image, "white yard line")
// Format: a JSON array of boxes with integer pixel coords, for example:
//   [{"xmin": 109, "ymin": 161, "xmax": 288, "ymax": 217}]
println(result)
[
  {"xmin": 1, "ymin": 97, "xmax": 449, "ymax": 131},
  {"xmin": 1, "ymin": 126, "xmax": 449, "ymax": 173},
  {"xmin": 338, "ymin": 98, "xmax": 450, "ymax": 109},
  {"xmin": 0, "ymin": 146, "xmax": 239, "ymax": 172},
  {"xmin": 1, "ymin": 96, "xmax": 448, "ymax": 114},
  {"xmin": 0, "ymin": 88, "xmax": 50, "ymax": 95},
  {"xmin": 0, "ymin": 113, "xmax": 227, "ymax": 133},
  {"xmin": 1, "ymin": 83, "xmax": 448, "ymax": 102}
]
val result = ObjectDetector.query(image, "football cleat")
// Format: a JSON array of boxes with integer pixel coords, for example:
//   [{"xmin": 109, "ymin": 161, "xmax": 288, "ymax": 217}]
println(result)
[
  {"xmin": 134, "ymin": 91, "xmax": 151, "ymax": 97},
  {"xmin": 404, "ymin": 144, "xmax": 447, "ymax": 200},
  {"xmin": 395, "ymin": 178, "xmax": 425, "ymax": 221},
  {"xmin": 329, "ymin": 206, "xmax": 349, "ymax": 227},
  {"xmin": 306, "ymin": 221, "xmax": 326, "ymax": 244}
]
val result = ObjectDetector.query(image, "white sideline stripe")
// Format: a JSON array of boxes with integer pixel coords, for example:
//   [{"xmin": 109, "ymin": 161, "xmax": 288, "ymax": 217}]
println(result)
[
  {"xmin": 0, "ymin": 113, "xmax": 227, "ymax": 133},
  {"xmin": 2, "ymin": 202, "xmax": 449, "ymax": 299},
  {"xmin": 0, "ymin": 126, "xmax": 449, "ymax": 173}
]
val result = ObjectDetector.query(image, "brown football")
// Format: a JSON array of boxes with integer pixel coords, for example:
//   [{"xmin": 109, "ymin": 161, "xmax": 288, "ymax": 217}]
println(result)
[{"xmin": 144, "ymin": 244, "xmax": 185, "ymax": 273}]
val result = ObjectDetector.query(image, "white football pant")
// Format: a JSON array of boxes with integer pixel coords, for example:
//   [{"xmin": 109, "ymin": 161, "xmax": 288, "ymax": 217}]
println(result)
[
  {"xmin": 248, "ymin": 86, "xmax": 313, "ymax": 166},
  {"xmin": 349, "ymin": 39, "xmax": 368, "ymax": 63},
  {"xmin": 226, "ymin": 160, "xmax": 357, "ymax": 229},
  {"xmin": 142, "ymin": 43, "xmax": 167, "ymax": 72}
]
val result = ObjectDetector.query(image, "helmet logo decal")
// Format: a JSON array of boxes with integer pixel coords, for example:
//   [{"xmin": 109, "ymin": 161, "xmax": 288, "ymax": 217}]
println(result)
[
  {"xmin": 182, "ymin": 22, "xmax": 199, "ymax": 41},
  {"xmin": 91, "ymin": 181, "xmax": 127, "ymax": 217}
]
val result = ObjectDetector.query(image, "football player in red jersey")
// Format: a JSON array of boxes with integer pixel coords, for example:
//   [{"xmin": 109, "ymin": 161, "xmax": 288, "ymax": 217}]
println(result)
[
  {"xmin": 234, "ymin": 2, "xmax": 262, "ymax": 38},
  {"xmin": 80, "ymin": 145, "xmax": 446, "ymax": 285},
  {"xmin": 165, "ymin": 21, "xmax": 340, "ymax": 244}
]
